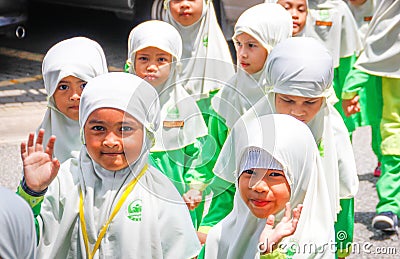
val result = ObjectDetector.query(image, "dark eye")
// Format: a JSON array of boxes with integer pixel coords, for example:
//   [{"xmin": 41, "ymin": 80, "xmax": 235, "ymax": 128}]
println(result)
[
  {"xmin": 92, "ymin": 126, "xmax": 104, "ymax": 131},
  {"xmin": 269, "ymin": 171, "xmax": 284, "ymax": 177},
  {"xmin": 81, "ymin": 82, "xmax": 87, "ymax": 89},
  {"xmin": 248, "ymin": 43, "xmax": 256, "ymax": 48},
  {"xmin": 158, "ymin": 57, "xmax": 169, "ymax": 63},
  {"xmin": 121, "ymin": 126, "xmax": 133, "ymax": 132},
  {"xmin": 234, "ymin": 41, "xmax": 242, "ymax": 47},
  {"xmin": 138, "ymin": 56, "xmax": 148, "ymax": 61},
  {"xmin": 242, "ymin": 169, "xmax": 255, "ymax": 175},
  {"xmin": 58, "ymin": 84, "xmax": 69, "ymax": 90}
]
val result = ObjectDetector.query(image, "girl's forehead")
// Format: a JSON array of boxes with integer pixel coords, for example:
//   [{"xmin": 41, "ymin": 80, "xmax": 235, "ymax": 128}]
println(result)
[
  {"xmin": 136, "ymin": 47, "xmax": 172, "ymax": 56},
  {"xmin": 235, "ymin": 32, "xmax": 259, "ymax": 43}
]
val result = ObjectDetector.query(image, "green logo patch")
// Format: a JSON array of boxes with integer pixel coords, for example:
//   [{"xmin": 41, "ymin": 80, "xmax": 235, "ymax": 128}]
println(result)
[{"xmin": 127, "ymin": 199, "xmax": 142, "ymax": 222}]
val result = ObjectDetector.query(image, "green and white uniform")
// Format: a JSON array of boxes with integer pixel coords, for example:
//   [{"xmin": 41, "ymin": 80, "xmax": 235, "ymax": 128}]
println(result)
[
  {"xmin": 199, "ymin": 3, "xmax": 293, "ymax": 235},
  {"xmin": 126, "ymin": 20, "xmax": 209, "ymax": 228}
]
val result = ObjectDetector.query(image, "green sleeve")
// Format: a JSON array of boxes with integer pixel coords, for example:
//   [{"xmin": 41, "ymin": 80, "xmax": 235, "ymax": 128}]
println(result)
[
  {"xmin": 333, "ymin": 54, "xmax": 357, "ymax": 98},
  {"xmin": 342, "ymin": 67, "xmax": 372, "ymax": 99},
  {"xmin": 184, "ymin": 141, "xmax": 211, "ymax": 191},
  {"xmin": 16, "ymin": 184, "xmax": 44, "ymax": 244}
]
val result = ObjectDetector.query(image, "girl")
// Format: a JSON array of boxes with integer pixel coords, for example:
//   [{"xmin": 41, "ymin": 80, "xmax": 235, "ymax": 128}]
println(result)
[
  {"xmin": 17, "ymin": 72, "xmax": 201, "ymax": 258},
  {"xmin": 198, "ymin": 3, "xmax": 293, "ymax": 240},
  {"xmin": 37, "ymin": 36, "xmax": 108, "ymax": 163},
  {"xmin": 0, "ymin": 186, "xmax": 36, "ymax": 259},
  {"xmin": 240, "ymin": 37, "xmax": 359, "ymax": 258},
  {"xmin": 162, "ymin": 0, "xmax": 235, "ymax": 122},
  {"xmin": 125, "ymin": 20, "xmax": 209, "ymax": 228},
  {"xmin": 203, "ymin": 114, "xmax": 335, "ymax": 258},
  {"xmin": 275, "ymin": 0, "xmax": 309, "ymax": 37},
  {"xmin": 305, "ymin": 0, "xmax": 363, "ymax": 137}
]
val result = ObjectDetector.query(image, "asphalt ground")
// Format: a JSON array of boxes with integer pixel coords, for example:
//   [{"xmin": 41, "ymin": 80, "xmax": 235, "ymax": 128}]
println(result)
[{"xmin": 0, "ymin": 3, "xmax": 398, "ymax": 258}]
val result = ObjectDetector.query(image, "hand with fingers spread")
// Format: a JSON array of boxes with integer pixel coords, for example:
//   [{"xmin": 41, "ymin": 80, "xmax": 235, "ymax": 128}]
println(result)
[
  {"xmin": 183, "ymin": 189, "xmax": 202, "ymax": 210},
  {"xmin": 258, "ymin": 202, "xmax": 303, "ymax": 254},
  {"xmin": 342, "ymin": 95, "xmax": 361, "ymax": 117},
  {"xmin": 20, "ymin": 129, "xmax": 60, "ymax": 193}
]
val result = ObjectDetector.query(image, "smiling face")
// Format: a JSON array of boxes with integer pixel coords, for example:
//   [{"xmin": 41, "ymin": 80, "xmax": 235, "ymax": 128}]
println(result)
[
  {"xmin": 239, "ymin": 168, "xmax": 290, "ymax": 218},
  {"xmin": 275, "ymin": 93, "xmax": 323, "ymax": 123},
  {"xmin": 134, "ymin": 47, "xmax": 172, "ymax": 88},
  {"xmin": 277, "ymin": 0, "xmax": 308, "ymax": 36},
  {"xmin": 84, "ymin": 108, "xmax": 144, "ymax": 171},
  {"xmin": 169, "ymin": 0, "xmax": 203, "ymax": 26},
  {"xmin": 53, "ymin": 75, "xmax": 87, "ymax": 121},
  {"xmin": 234, "ymin": 32, "xmax": 268, "ymax": 75}
]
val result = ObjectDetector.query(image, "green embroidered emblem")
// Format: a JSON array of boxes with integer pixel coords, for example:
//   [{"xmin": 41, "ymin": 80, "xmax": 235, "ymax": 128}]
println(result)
[
  {"xmin": 203, "ymin": 34, "xmax": 208, "ymax": 47},
  {"xmin": 318, "ymin": 10, "xmax": 330, "ymax": 21},
  {"xmin": 167, "ymin": 105, "xmax": 180, "ymax": 119},
  {"xmin": 127, "ymin": 199, "xmax": 142, "ymax": 221}
]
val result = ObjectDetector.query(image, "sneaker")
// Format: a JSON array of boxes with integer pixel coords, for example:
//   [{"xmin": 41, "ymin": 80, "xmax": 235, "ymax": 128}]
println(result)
[
  {"xmin": 373, "ymin": 162, "xmax": 381, "ymax": 177},
  {"xmin": 372, "ymin": 212, "xmax": 398, "ymax": 232}
]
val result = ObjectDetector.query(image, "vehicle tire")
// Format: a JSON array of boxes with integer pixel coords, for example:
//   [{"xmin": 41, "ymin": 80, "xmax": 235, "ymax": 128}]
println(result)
[{"xmin": 151, "ymin": 0, "xmax": 166, "ymax": 20}]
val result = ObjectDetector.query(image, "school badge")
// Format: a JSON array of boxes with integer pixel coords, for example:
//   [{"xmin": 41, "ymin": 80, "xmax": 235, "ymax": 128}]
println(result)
[{"xmin": 127, "ymin": 199, "xmax": 142, "ymax": 222}]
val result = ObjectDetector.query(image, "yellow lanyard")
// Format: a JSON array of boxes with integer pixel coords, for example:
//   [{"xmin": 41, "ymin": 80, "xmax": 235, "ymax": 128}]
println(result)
[{"xmin": 79, "ymin": 164, "xmax": 148, "ymax": 259}]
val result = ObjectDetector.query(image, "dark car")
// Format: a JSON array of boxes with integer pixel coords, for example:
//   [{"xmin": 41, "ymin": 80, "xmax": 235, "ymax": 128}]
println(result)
[{"xmin": 0, "ymin": 0, "xmax": 27, "ymax": 38}]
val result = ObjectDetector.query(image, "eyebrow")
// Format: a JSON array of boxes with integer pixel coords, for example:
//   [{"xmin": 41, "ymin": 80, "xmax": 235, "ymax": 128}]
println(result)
[{"xmin": 86, "ymin": 119, "xmax": 140, "ymax": 126}]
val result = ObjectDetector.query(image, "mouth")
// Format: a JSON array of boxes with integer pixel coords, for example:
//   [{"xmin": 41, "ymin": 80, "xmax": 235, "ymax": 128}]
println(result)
[
  {"xmin": 250, "ymin": 199, "xmax": 270, "ymax": 207},
  {"xmin": 180, "ymin": 11, "xmax": 192, "ymax": 16},
  {"xmin": 69, "ymin": 105, "xmax": 80, "ymax": 110},
  {"xmin": 240, "ymin": 62, "xmax": 249, "ymax": 68},
  {"xmin": 101, "ymin": 152, "xmax": 124, "ymax": 157},
  {"xmin": 145, "ymin": 74, "xmax": 158, "ymax": 81}
]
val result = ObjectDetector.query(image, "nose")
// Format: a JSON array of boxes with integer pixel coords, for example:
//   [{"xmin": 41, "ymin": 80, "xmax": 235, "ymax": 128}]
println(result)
[
  {"xmin": 251, "ymin": 179, "xmax": 269, "ymax": 193},
  {"xmin": 291, "ymin": 106, "xmax": 305, "ymax": 117},
  {"xmin": 290, "ymin": 9, "xmax": 299, "ymax": 19},
  {"xmin": 70, "ymin": 88, "xmax": 81, "ymax": 101},
  {"xmin": 180, "ymin": 0, "xmax": 190, "ymax": 8},
  {"xmin": 238, "ymin": 47, "xmax": 247, "ymax": 59},
  {"xmin": 146, "ymin": 63, "xmax": 158, "ymax": 72},
  {"xmin": 103, "ymin": 132, "xmax": 119, "ymax": 148}
]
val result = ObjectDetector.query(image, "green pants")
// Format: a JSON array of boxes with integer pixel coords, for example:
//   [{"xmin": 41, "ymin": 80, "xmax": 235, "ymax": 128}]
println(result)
[{"xmin": 335, "ymin": 198, "xmax": 354, "ymax": 258}]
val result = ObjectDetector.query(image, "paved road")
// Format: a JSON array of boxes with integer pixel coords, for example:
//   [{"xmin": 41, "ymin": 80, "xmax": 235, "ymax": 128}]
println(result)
[{"xmin": 0, "ymin": 3, "xmax": 398, "ymax": 258}]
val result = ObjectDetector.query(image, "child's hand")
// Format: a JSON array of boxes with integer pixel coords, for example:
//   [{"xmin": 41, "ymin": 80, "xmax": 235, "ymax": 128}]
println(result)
[
  {"xmin": 258, "ymin": 202, "xmax": 303, "ymax": 254},
  {"xmin": 20, "ymin": 129, "xmax": 60, "ymax": 193},
  {"xmin": 183, "ymin": 189, "xmax": 202, "ymax": 210},
  {"xmin": 342, "ymin": 95, "xmax": 360, "ymax": 117}
]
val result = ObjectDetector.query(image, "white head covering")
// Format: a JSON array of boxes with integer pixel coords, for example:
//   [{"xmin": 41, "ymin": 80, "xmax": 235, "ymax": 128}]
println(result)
[
  {"xmin": 354, "ymin": 0, "xmax": 400, "ymax": 79},
  {"xmin": 305, "ymin": 0, "xmax": 363, "ymax": 67},
  {"xmin": 211, "ymin": 3, "xmax": 293, "ymax": 129},
  {"xmin": 163, "ymin": 0, "xmax": 235, "ymax": 99},
  {"xmin": 345, "ymin": 0, "xmax": 376, "ymax": 43},
  {"xmin": 36, "ymin": 72, "xmax": 201, "ymax": 258},
  {"xmin": 205, "ymin": 114, "xmax": 335, "ymax": 259},
  {"xmin": 39, "ymin": 36, "xmax": 108, "ymax": 163},
  {"xmin": 126, "ymin": 20, "xmax": 207, "ymax": 151},
  {"xmin": 0, "ymin": 186, "xmax": 36, "ymax": 259},
  {"xmin": 222, "ymin": 37, "xmax": 359, "ymax": 218}
]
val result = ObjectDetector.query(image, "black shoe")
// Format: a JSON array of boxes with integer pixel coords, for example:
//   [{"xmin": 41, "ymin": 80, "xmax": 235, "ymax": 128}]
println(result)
[{"xmin": 372, "ymin": 212, "xmax": 398, "ymax": 232}]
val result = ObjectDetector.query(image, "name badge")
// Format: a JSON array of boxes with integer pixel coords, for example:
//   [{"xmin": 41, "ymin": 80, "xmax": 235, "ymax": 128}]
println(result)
[
  {"xmin": 364, "ymin": 16, "xmax": 373, "ymax": 22},
  {"xmin": 315, "ymin": 20, "xmax": 333, "ymax": 27},
  {"xmin": 163, "ymin": 120, "xmax": 184, "ymax": 128}
]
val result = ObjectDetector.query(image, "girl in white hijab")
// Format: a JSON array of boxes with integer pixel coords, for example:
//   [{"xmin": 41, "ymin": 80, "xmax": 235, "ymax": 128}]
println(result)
[
  {"xmin": 305, "ymin": 0, "xmax": 364, "ymax": 136},
  {"xmin": 162, "ymin": 0, "xmax": 235, "ymax": 122},
  {"xmin": 236, "ymin": 37, "xmax": 359, "ymax": 258},
  {"xmin": 18, "ymin": 72, "xmax": 201, "ymax": 258},
  {"xmin": 38, "ymin": 36, "xmax": 108, "ymax": 163},
  {"xmin": 197, "ymin": 3, "xmax": 293, "ymax": 240},
  {"xmin": 0, "ymin": 186, "xmax": 36, "ymax": 259},
  {"xmin": 203, "ymin": 114, "xmax": 336, "ymax": 259},
  {"xmin": 126, "ymin": 20, "xmax": 209, "ymax": 228}
]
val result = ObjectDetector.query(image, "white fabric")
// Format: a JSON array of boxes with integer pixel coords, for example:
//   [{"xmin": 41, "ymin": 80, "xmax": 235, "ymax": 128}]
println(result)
[
  {"xmin": 39, "ymin": 37, "xmax": 108, "ymax": 163},
  {"xmin": 0, "ymin": 186, "xmax": 36, "ymax": 259},
  {"xmin": 239, "ymin": 147, "xmax": 283, "ymax": 173},
  {"xmin": 37, "ymin": 72, "xmax": 201, "ymax": 258},
  {"xmin": 354, "ymin": 0, "xmax": 400, "ymax": 79},
  {"xmin": 205, "ymin": 114, "xmax": 335, "ymax": 259},
  {"xmin": 345, "ymin": 0, "xmax": 376, "ymax": 43},
  {"xmin": 211, "ymin": 3, "xmax": 292, "ymax": 128},
  {"xmin": 126, "ymin": 20, "xmax": 207, "ymax": 151},
  {"xmin": 219, "ymin": 37, "xmax": 359, "ymax": 218},
  {"xmin": 305, "ymin": 0, "xmax": 363, "ymax": 67},
  {"xmin": 163, "ymin": 0, "xmax": 235, "ymax": 100}
]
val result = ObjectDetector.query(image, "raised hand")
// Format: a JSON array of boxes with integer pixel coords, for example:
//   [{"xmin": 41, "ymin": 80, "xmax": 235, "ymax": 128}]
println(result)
[
  {"xmin": 20, "ymin": 129, "xmax": 60, "ymax": 193},
  {"xmin": 183, "ymin": 189, "xmax": 202, "ymax": 210},
  {"xmin": 258, "ymin": 202, "xmax": 303, "ymax": 254},
  {"xmin": 342, "ymin": 95, "xmax": 361, "ymax": 117}
]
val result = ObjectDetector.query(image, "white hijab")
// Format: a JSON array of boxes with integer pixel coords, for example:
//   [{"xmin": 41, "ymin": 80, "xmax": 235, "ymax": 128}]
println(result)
[
  {"xmin": 305, "ymin": 0, "xmax": 363, "ymax": 67},
  {"xmin": 211, "ymin": 3, "xmax": 293, "ymax": 129},
  {"xmin": 163, "ymin": 0, "xmax": 235, "ymax": 99},
  {"xmin": 126, "ymin": 20, "xmax": 207, "ymax": 151},
  {"xmin": 37, "ymin": 72, "xmax": 201, "ymax": 258},
  {"xmin": 0, "ymin": 186, "xmax": 36, "ymax": 259},
  {"xmin": 345, "ymin": 0, "xmax": 376, "ymax": 43},
  {"xmin": 354, "ymin": 0, "xmax": 400, "ymax": 79},
  {"xmin": 205, "ymin": 114, "xmax": 335, "ymax": 259},
  {"xmin": 39, "ymin": 36, "xmax": 108, "ymax": 163},
  {"xmin": 222, "ymin": 37, "xmax": 359, "ymax": 218}
]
